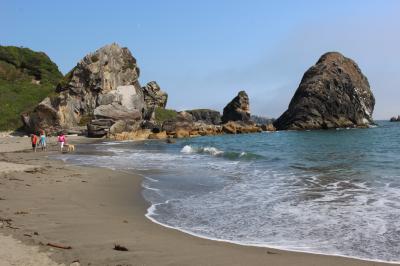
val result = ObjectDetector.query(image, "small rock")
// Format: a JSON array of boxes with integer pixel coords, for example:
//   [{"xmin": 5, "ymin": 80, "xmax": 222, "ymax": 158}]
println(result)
[{"xmin": 114, "ymin": 244, "xmax": 129, "ymax": 251}]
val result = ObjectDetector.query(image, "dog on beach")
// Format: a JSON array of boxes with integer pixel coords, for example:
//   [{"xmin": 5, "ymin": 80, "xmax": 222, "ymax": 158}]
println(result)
[{"xmin": 66, "ymin": 144, "xmax": 75, "ymax": 152}]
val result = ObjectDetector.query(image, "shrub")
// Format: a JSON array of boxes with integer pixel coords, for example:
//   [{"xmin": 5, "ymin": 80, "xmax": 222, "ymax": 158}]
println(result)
[
  {"xmin": 0, "ymin": 45, "xmax": 63, "ymax": 130},
  {"xmin": 154, "ymin": 107, "xmax": 177, "ymax": 124}
]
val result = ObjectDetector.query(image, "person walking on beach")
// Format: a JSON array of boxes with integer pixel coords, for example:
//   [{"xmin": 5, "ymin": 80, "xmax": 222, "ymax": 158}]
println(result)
[
  {"xmin": 30, "ymin": 134, "xmax": 38, "ymax": 152},
  {"xmin": 39, "ymin": 130, "xmax": 47, "ymax": 151},
  {"xmin": 57, "ymin": 132, "xmax": 66, "ymax": 152}
]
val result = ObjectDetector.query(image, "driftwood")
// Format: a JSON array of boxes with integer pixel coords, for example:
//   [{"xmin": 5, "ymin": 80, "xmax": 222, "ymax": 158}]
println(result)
[
  {"xmin": 9, "ymin": 178, "xmax": 24, "ymax": 181},
  {"xmin": 6, "ymin": 225, "xmax": 19, "ymax": 229},
  {"xmin": 0, "ymin": 217, "xmax": 12, "ymax": 225},
  {"xmin": 114, "ymin": 244, "xmax": 128, "ymax": 251},
  {"xmin": 14, "ymin": 211, "xmax": 29, "ymax": 215},
  {"xmin": 47, "ymin": 243, "xmax": 72, "ymax": 249}
]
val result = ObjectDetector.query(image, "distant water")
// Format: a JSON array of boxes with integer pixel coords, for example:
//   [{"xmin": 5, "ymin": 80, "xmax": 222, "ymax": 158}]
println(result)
[{"xmin": 59, "ymin": 121, "xmax": 400, "ymax": 262}]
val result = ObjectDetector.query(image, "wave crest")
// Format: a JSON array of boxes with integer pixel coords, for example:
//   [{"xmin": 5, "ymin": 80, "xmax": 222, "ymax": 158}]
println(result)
[{"xmin": 180, "ymin": 145, "xmax": 262, "ymax": 160}]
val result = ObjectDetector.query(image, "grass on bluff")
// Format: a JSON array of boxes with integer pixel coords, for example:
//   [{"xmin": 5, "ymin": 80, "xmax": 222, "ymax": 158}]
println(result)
[
  {"xmin": 0, "ymin": 46, "xmax": 62, "ymax": 131},
  {"xmin": 154, "ymin": 107, "xmax": 177, "ymax": 124},
  {"xmin": 0, "ymin": 79, "xmax": 55, "ymax": 130}
]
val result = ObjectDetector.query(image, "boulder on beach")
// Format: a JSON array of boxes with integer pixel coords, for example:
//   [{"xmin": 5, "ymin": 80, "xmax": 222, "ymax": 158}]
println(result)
[
  {"xmin": 221, "ymin": 91, "xmax": 251, "ymax": 123},
  {"xmin": 274, "ymin": 52, "xmax": 375, "ymax": 130}
]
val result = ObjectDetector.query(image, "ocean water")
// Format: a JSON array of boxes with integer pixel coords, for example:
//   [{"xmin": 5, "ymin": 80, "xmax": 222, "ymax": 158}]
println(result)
[{"xmin": 59, "ymin": 121, "xmax": 400, "ymax": 262}]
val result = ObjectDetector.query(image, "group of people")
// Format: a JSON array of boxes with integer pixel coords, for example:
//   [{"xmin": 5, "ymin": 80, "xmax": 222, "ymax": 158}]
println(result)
[{"xmin": 30, "ymin": 131, "xmax": 67, "ymax": 152}]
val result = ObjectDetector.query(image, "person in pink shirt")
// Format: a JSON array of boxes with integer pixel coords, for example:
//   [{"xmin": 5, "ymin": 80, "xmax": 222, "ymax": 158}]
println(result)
[{"xmin": 57, "ymin": 132, "xmax": 67, "ymax": 152}]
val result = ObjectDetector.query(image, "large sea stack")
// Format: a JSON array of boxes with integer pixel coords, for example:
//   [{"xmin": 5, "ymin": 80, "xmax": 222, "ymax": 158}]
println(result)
[
  {"xmin": 22, "ymin": 43, "xmax": 167, "ymax": 136},
  {"xmin": 274, "ymin": 52, "xmax": 375, "ymax": 130},
  {"xmin": 221, "ymin": 91, "xmax": 251, "ymax": 123}
]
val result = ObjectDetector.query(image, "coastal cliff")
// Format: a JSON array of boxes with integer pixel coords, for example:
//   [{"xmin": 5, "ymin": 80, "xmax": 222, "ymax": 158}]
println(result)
[{"xmin": 274, "ymin": 52, "xmax": 375, "ymax": 130}]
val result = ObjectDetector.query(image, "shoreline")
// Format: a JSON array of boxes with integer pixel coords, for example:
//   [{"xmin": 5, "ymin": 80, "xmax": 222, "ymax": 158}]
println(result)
[
  {"xmin": 144, "ymin": 207, "xmax": 400, "ymax": 265},
  {"xmin": 0, "ymin": 136, "xmax": 397, "ymax": 265}
]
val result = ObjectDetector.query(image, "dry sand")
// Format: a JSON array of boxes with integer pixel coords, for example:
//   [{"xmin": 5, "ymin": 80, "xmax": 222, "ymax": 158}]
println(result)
[{"xmin": 0, "ymin": 135, "xmax": 397, "ymax": 266}]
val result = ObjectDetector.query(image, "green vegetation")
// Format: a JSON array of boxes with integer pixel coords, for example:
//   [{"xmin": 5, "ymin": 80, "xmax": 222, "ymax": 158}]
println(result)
[
  {"xmin": 0, "ymin": 46, "xmax": 63, "ymax": 130},
  {"xmin": 154, "ymin": 107, "xmax": 177, "ymax": 124},
  {"xmin": 0, "ymin": 46, "xmax": 62, "ymax": 84}
]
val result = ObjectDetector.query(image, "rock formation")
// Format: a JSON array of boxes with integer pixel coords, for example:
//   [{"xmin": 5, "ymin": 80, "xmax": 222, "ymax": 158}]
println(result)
[
  {"xmin": 21, "ymin": 43, "xmax": 275, "ymax": 139},
  {"xmin": 221, "ymin": 91, "xmax": 251, "ymax": 123},
  {"xmin": 142, "ymin": 81, "xmax": 168, "ymax": 120},
  {"xmin": 22, "ymin": 43, "xmax": 167, "ymax": 136},
  {"xmin": 390, "ymin": 116, "xmax": 400, "ymax": 122},
  {"xmin": 186, "ymin": 109, "xmax": 221, "ymax": 125},
  {"xmin": 274, "ymin": 52, "xmax": 375, "ymax": 130}
]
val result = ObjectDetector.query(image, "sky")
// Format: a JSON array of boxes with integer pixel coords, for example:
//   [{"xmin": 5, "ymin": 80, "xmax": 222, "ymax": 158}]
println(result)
[{"xmin": 1, "ymin": 0, "xmax": 399, "ymax": 119}]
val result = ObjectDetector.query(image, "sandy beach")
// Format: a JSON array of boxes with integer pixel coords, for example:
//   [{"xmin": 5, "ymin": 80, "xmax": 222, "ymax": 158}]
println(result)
[{"xmin": 0, "ymin": 135, "xmax": 397, "ymax": 266}]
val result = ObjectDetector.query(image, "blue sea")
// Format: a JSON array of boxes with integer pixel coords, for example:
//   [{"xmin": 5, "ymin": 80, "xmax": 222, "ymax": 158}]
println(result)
[{"xmin": 59, "ymin": 121, "xmax": 400, "ymax": 262}]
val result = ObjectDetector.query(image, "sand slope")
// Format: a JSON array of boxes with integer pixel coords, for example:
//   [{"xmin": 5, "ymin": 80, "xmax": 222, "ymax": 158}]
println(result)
[{"xmin": 0, "ymin": 234, "xmax": 62, "ymax": 266}]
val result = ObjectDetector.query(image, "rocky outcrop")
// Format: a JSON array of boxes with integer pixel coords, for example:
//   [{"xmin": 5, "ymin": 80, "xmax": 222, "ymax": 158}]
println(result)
[
  {"xmin": 142, "ymin": 81, "xmax": 168, "ymax": 120},
  {"xmin": 222, "ymin": 121, "xmax": 261, "ymax": 134},
  {"xmin": 390, "ymin": 116, "xmax": 400, "ymax": 122},
  {"xmin": 274, "ymin": 52, "xmax": 375, "ymax": 130},
  {"xmin": 22, "ymin": 43, "xmax": 167, "ymax": 136},
  {"xmin": 261, "ymin": 123, "xmax": 276, "ymax": 131},
  {"xmin": 161, "ymin": 111, "xmax": 223, "ymax": 138},
  {"xmin": 221, "ymin": 91, "xmax": 251, "ymax": 123},
  {"xmin": 186, "ymin": 109, "xmax": 221, "ymax": 125}
]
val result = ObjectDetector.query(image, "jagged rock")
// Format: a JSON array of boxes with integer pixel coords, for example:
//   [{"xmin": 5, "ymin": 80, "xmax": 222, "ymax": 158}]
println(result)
[
  {"xmin": 87, "ymin": 119, "xmax": 113, "ymax": 137},
  {"xmin": 186, "ymin": 109, "xmax": 221, "ymax": 125},
  {"xmin": 23, "ymin": 43, "xmax": 146, "ymax": 136},
  {"xmin": 148, "ymin": 131, "xmax": 167, "ymax": 139},
  {"xmin": 222, "ymin": 121, "xmax": 261, "ymax": 134},
  {"xmin": 222, "ymin": 122, "xmax": 237, "ymax": 134},
  {"xmin": 162, "ymin": 111, "xmax": 193, "ymax": 133},
  {"xmin": 261, "ymin": 124, "xmax": 276, "ymax": 131},
  {"xmin": 109, "ymin": 120, "xmax": 141, "ymax": 134},
  {"xmin": 21, "ymin": 97, "xmax": 61, "ymax": 134},
  {"xmin": 161, "ymin": 110, "xmax": 224, "ymax": 138},
  {"xmin": 174, "ymin": 129, "xmax": 190, "ymax": 138},
  {"xmin": 141, "ymin": 120, "xmax": 161, "ymax": 132},
  {"xmin": 274, "ymin": 52, "xmax": 375, "ymax": 130},
  {"xmin": 390, "ymin": 116, "xmax": 400, "ymax": 122},
  {"xmin": 93, "ymin": 103, "xmax": 141, "ymax": 121},
  {"xmin": 142, "ymin": 81, "xmax": 168, "ymax": 120},
  {"xmin": 110, "ymin": 129, "xmax": 151, "ymax": 141},
  {"xmin": 221, "ymin": 91, "xmax": 251, "ymax": 123}
]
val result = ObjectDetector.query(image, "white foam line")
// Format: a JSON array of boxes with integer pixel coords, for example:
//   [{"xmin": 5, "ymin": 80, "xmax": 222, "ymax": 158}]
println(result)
[
  {"xmin": 144, "ymin": 176, "xmax": 159, "ymax": 182},
  {"xmin": 144, "ymin": 203, "xmax": 400, "ymax": 264},
  {"xmin": 142, "ymin": 184, "xmax": 160, "ymax": 192}
]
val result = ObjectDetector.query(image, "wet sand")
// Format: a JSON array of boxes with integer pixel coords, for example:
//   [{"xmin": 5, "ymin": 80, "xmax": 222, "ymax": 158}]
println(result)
[{"xmin": 0, "ymin": 136, "xmax": 397, "ymax": 266}]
